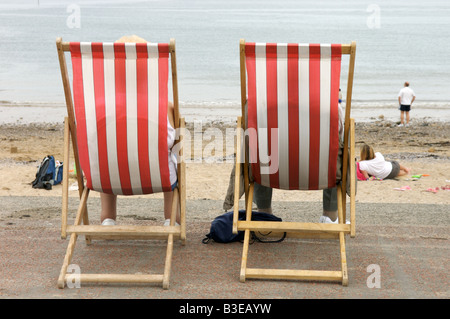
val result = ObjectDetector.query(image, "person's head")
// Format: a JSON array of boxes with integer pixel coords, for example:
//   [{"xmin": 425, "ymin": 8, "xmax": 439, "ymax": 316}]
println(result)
[
  {"xmin": 360, "ymin": 144, "xmax": 375, "ymax": 161},
  {"xmin": 115, "ymin": 35, "xmax": 147, "ymax": 43},
  {"xmin": 404, "ymin": 81, "xmax": 410, "ymax": 87}
]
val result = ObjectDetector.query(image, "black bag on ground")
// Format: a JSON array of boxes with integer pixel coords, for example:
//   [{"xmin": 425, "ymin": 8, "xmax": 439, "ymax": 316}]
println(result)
[{"xmin": 202, "ymin": 210, "xmax": 286, "ymax": 244}]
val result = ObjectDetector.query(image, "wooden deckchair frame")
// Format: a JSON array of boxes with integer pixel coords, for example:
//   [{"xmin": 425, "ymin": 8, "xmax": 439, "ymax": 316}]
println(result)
[
  {"xmin": 234, "ymin": 39, "xmax": 356, "ymax": 285},
  {"xmin": 56, "ymin": 38, "xmax": 186, "ymax": 289}
]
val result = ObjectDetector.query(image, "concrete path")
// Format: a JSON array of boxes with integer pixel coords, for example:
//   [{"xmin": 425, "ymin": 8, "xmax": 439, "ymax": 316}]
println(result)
[{"xmin": 0, "ymin": 196, "xmax": 448, "ymax": 301}]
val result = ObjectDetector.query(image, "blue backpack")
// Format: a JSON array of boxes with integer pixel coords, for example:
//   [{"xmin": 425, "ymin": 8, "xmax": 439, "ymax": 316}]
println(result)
[
  {"xmin": 202, "ymin": 210, "xmax": 286, "ymax": 244},
  {"xmin": 32, "ymin": 155, "xmax": 63, "ymax": 190}
]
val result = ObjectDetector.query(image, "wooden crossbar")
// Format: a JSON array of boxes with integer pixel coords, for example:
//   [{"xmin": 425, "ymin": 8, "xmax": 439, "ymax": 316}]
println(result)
[
  {"xmin": 237, "ymin": 221, "xmax": 350, "ymax": 234},
  {"xmin": 263, "ymin": 232, "xmax": 339, "ymax": 240},
  {"xmin": 69, "ymin": 274, "xmax": 165, "ymax": 284},
  {"xmin": 66, "ymin": 225, "xmax": 181, "ymax": 237},
  {"xmin": 245, "ymin": 268, "xmax": 343, "ymax": 282},
  {"xmin": 60, "ymin": 42, "xmax": 354, "ymax": 54}
]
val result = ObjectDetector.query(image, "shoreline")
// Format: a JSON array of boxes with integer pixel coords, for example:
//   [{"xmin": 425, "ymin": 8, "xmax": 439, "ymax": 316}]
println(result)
[
  {"xmin": 1, "ymin": 101, "xmax": 450, "ymax": 125},
  {"xmin": 1, "ymin": 117, "xmax": 449, "ymax": 157}
]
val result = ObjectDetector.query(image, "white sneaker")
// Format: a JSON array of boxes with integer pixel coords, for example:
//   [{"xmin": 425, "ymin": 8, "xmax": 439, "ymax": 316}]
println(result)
[
  {"xmin": 164, "ymin": 219, "xmax": 180, "ymax": 226},
  {"xmin": 398, "ymin": 123, "xmax": 404, "ymax": 127},
  {"xmin": 319, "ymin": 216, "xmax": 350, "ymax": 224},
  {"xmin": 101, "ymin": 218, "xmax": 116, "ymax": 226},
  {"xmin": 319, "ymin": 216, "xmax": 338, "ymax": 224}
]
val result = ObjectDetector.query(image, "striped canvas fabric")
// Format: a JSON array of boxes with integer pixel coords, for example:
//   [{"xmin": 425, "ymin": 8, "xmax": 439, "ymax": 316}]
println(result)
[
  {"xmin": 245, "ymin": 43, "xmax": 342, "ymax": 190},
  {"xmin": 70, "ymin": 42, "xmax": 171, "ymax": 195}
]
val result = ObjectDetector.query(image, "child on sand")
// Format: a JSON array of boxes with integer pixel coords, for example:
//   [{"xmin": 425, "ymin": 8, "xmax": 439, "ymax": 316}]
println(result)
[{"xmin": 358, "ymin": 144, "xmax": 410, "ymax": 180}]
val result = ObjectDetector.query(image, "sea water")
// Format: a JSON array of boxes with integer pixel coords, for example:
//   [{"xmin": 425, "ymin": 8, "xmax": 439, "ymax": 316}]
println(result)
[{"xmin": 0, "ymin": 0, "xmax": 449, "ymax": 123}]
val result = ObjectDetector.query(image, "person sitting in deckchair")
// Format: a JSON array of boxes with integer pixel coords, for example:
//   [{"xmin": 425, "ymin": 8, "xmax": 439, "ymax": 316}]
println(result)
[{"xmin": 100, "ymin": 35, "xmax": 179, "ymax": 227}]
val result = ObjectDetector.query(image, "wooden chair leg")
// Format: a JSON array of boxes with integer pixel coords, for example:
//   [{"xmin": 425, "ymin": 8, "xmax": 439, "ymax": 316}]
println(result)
[
  {"xmin": 233, "ymin": 116, "xmax": 243, "ymax": 235},
  {"xmin": 61, "ymin": 117, "xmax": 70, "ymax": 239},
  {"xmin": 337, "ymin": 185, "xmax": 344, "ymax": 225},
  {"xmin": 58, "ymin": 187, "xmax": 89, "ymax": 288},
  {"xmin": 239, "ymin": 183, "xmax": 254, "ymax": 282},
  {"xmin": 178, "ymin": 117, "xmax": 187, "ymax": 245},
  {"xmin": 162, "ymin": 233, "xmax": 174, "ymax": 289},
  {"xmin": 240, "ymin": 230, "xmax": 251, "ymax": 283},
  {"xmin": 162, "ymin": 187, "xmax": 179, "ymax": 289},
  {"xmin": 337, "ymin": 186, "xmax": 349, "ymax": 286},
  {"xmin": 340, "ymin": 232, "xmax": 348, "ymax": 286},
  {"xmin": 58, "ymin": 233, "xmax": 78, "ymax": 288},
  {"xmin": 66, "ymin": 118, "xmax": 91, "ymax": 245},
  {"xmin": 81, "ymin": 186, "xmax": 91, "ymax": 245},
  {"xmin": 179, "ymin": 176, "xmax": 186, "ymax": 245},
  {"xmin": 179, "ymin": 183, "xmax": 186, "ymax": 245},
  {"xmin": 350, "ymin": 118, "xmax": 356, "ymax": 238}
]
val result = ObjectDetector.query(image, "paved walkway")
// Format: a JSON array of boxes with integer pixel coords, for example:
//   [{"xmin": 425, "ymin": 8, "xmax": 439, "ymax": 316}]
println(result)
[{"xmin": 0, "ymin": 196, "xmax": 448, "ymax": 302}]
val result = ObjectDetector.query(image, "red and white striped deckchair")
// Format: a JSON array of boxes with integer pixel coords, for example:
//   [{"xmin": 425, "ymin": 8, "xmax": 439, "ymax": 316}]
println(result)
[
  {"xmin": 233, "ymin": 40, "xmax": 356, "ymax": 285},
  {"xmin": 56, "ymin": 38, "xmax": 186, "ymax": 289}
]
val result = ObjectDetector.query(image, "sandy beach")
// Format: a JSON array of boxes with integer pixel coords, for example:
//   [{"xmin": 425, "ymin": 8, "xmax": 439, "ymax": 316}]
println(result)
[{"xmin": 1, "ymin": 117, "xmax": 449, "ymax": 207}]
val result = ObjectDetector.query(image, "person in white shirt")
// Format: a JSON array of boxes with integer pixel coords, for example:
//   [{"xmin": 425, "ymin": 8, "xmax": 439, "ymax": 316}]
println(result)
[
  {"xmin": 358, "ymin": 144, "xmax": 410, "ymax": 180},
  {"xmin": 398, "ymin": 81, "xmax": 416, "ymax": 127}
]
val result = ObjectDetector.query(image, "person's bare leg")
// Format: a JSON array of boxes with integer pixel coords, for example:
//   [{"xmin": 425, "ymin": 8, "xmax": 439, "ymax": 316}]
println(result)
[
  {"xmin": 397, "ymin": 164, "xmax": 411, "ymax": 176},
  {"xmin": 100, "ymin": 193, "xmax": 117, "ymax": 223},
  {"xmin": 400, "ymin": 111, "xmax": 405, "ymax": 125},
  {"xmin": 406, "ymin": 111, "xmax": 410, "ymax": 125},
  {"xmin": 164, "ymin": 191, "xmax": 180, "ymax": 225}
]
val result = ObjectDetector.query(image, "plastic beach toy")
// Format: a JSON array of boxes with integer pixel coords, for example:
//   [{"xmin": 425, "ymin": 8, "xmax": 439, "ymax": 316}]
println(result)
[
  {"xmin": 394, "ymin": 186, "xmax": 411, "ymax": 191},
  {"xmin": 426, "ymin": 187, "xmax": 439, "ymax": 193},
  {"xmin": 411, "ymin": 174, "xmax": 430, "ymax": 179}
]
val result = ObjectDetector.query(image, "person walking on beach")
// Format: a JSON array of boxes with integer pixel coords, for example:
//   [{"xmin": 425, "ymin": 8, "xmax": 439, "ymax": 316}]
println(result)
[{"xmin": 398, "ymin": 81, "xmax": 416, "ymax": 127}]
